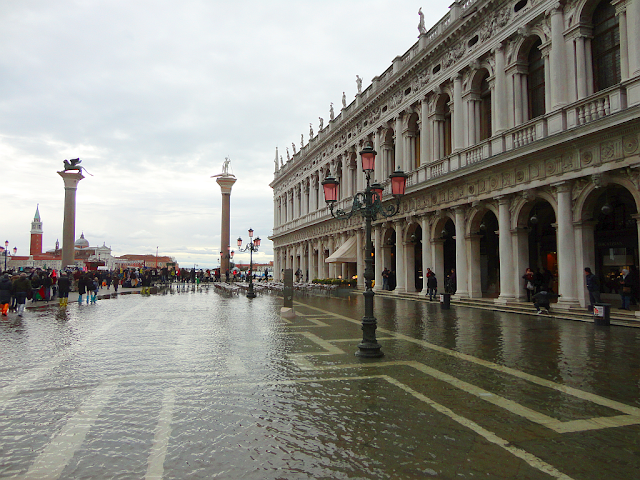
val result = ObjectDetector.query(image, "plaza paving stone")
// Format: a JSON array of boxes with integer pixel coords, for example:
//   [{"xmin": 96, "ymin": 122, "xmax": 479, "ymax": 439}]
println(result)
[{"xmin": 1, "ymin": 285, "xmax": 639, "ymax": 479}]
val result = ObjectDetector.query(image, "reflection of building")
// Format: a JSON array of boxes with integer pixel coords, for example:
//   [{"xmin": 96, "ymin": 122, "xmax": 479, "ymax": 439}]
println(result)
[{"xmin": 271, "ymin": 0, "xmax": 640, "ymax": 309}]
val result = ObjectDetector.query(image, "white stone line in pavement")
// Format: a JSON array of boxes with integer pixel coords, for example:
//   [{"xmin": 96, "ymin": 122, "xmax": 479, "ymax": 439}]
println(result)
[
  {"xmin": 295, "ymin": 302, "xmax": 640, "ymax": 418},
  {"xmin": 382, "ymin": 375, "xmax": 576, "ymax": 480},
  {"xmin": 145, "ymin": 388, "xmax": 176, "ymax": 480},
  {"xmin": 14, "ymin": 383, "xmax": 117, "ymax": 480},
  {"xmin": 0, "ymin": 302, "xmax": 147, "ymax": 410}
]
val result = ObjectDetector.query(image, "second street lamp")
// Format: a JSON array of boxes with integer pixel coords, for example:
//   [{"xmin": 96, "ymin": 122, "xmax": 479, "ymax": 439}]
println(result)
[
  {"xmin": 237, "ymin": 230, "xmax": 261, "ymax": 298},
  {"xmin": 322, "ymin": 144, "xmax": 407, "ymax": 358}
]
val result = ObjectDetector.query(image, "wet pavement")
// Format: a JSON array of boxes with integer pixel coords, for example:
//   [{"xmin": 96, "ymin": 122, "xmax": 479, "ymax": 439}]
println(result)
[{"xmin": 1, "ymin": 285, "xmax": 639, "ymax": 479}]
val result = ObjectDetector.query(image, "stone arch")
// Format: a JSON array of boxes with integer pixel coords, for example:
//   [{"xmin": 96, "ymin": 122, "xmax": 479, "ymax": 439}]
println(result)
[
  {"xmin": 513, "ymin": 190, "xmax": 558, "ymax": 229},
  {"xmin": 574, "ymin": 175, "xmax": 640, "ymax": 223},
  {"xmin": 466, "ymin": 203, "xmax": 499, "ymax": 236}
]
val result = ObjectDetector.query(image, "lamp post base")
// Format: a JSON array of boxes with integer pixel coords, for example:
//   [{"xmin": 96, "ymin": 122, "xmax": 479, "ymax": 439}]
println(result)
[
  {"xmin": 355, "ymin": 341, "xmax": 384, "ymax": 358},
  {"xmin": 247, "ymin": 282, "xmax": 256, "ymax": 298}
]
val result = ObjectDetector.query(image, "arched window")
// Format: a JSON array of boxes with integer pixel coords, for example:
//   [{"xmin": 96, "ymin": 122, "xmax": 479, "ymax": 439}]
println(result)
[
  {"xmin": 527, "ymin": 38, "xmax": 545, "ymax": 119},
  {"xmin": 592, "ymin": 0, "xmax": 621, "ymax": 92},
  {"xmin": 479, "ymin": 74, "xmax": 492, "ymax": 140}
]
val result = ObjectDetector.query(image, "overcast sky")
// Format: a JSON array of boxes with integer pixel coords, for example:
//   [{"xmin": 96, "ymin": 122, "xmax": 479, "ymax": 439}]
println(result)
[{"xmin": 1, "ymin": 0, "xmax": 449, "ymax": 269}]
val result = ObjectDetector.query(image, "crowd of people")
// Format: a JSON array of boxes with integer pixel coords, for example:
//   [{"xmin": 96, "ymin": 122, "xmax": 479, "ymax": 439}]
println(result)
[{"xmin": 0, "ymin": 265, "xmax": 271, "ymax": 317}]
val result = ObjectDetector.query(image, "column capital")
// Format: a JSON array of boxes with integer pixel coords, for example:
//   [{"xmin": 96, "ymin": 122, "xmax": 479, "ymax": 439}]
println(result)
[{"xmin": 551, "ymin": 180, "xmax": 573, "ymax": 194}]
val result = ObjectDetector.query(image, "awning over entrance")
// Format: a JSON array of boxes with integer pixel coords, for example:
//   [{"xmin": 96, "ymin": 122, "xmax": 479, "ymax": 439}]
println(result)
[{"xmin": 325, "ymin": 236, "xmax": 357, "ymax": 263}]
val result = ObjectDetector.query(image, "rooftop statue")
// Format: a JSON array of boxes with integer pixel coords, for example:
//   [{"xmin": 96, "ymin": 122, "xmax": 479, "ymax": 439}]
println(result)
[
  {"xmin": 309, "ymin": 123, "xmax": 314, "ymax": 138},
  {"xmin": 291, "ymin": 142, "xmax": 296, "ymax": 154},
  {"xmin": 418, "ymin": 8, "xmax": 426, "ymax": 35},
  {"xmin": 301, "ymin": 134, "xmax": 304, "ymax": 148},
  {"xmin": 342, "ymin": 92, "xmax": 346, "ymax": 108},
  {"xmin": 330, "ymin": 103, "xmax": 335, "ymax": 121},
  {"xmin": 319, "ymin": 117, "xmax": 324, "ymax": 130},
  {"xmin": 356, "ymin": 75, "xmax": 362, "ymax": 94}
]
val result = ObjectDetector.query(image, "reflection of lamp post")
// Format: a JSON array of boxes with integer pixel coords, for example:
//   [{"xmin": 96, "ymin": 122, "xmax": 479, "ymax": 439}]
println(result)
[
  {"xmin": 237, "ymin": 229, "xmax": 261, "ymax": 299},
  {"xmin": 322, "ymin": 144, "xmax": 407, "ymax": 358}
]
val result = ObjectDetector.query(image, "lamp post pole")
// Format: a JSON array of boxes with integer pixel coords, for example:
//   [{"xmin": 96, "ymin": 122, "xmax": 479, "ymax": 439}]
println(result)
[
  {"xmin": 3, "ymin": 240, "xmax": 8, "ymax": 272},
  {"xmin": 237, "ymin": 229, "xmax": 261, "ymax": 299},
  {"xmin": 322, "ymin": 144, "xmax": 407, "ymax": 358}
]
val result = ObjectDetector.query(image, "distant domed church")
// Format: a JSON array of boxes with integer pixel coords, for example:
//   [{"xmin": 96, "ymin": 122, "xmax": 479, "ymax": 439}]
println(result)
[{"xmin": 8, "ymin": 207, "xmax": 114, "ymax": 270}]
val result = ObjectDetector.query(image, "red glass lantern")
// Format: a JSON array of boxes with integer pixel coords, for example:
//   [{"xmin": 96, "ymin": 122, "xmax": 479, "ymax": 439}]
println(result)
[
  {"xmin": 321, "ymin": 176, "xmax": 339, "ymax": 204},
  {"xmin": 254, "ymin": 237, "xmax": 261, "ymax": 247},
  {"xmin": 389, "ymin": 169, "xmax": 408, "ymax": 197},
  {"xmin": 248, "ymin": 228, "xmax": 254, "ymax": 238},
  {"xmin": 237, "ymin": 237, "xmax": 243, "ymax": 247},
  {"xmin": 359, "ymin": 145, "xmax": 377, "ymax": 172},
  {"xmin": 370, "ymin": 182, "xmax": 384, "ymax": 201}
]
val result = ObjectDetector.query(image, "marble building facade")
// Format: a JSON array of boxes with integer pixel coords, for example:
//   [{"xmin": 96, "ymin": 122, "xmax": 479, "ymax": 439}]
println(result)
[{"xmin": 269, "ymin": 0, "xmax": 640, "ymax": 309}]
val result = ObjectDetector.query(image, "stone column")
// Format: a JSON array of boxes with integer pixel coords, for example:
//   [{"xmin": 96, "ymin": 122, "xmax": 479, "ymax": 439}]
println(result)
[
  {"xmin": 454, "ymin": 207, "xmax": 469, "ymax": 298},
  {"xmin": 405, "ymin": 232, "xmax": 416, "ymax": 292},
  {"xmin": 420, "ymin": 216, "xmax": 432, "ymax": 295},
  {"xmin": 549, "ymin": 4, "xmax": 568, "ymax": 108},
  {"xmin": 420, "ymin": 98, "xmax": 431, "ymax": 165},
  {"xmin": 576, "ymin": 35, "xmax": 588, "ymax": 100},
  {"xmin": 215, "ymin": 175, "xmax": 237, "ymax": 275},
  {"xmin": 356, "ymin": 229, "xmax": 365, "ymax": 289},
  {"xmin": 58, "ymin": 171, "xmax": 84, "ymax": 270},
  {"xmin": 574, "ymin": 221, "xmax": 597, "ymax": 308},
  {"xmin": 328, "ymin": 237, "xmax": 336, "ymax": 279},
  {"xmin": 496, "ymin": 196, "xmax": 516, "ymax": 303},
  {"xmin": 555, "ymin": 182, "xmax": 580, "ymax": 307},
  {"xmin": 468, "ymin": 234, "xmax": 483, "ymax": 298},
  {"xmin": 494, "ymin": 45, "xmax": 507, "ymax": 133},
  {"xmin": 394, "ymin": 115, "xmax": 403, "ymax": 171},
  {"xmin": 374, "ymin": 226, "xmax": 383, "ymax": 291},
  {"xmin": 627, "ymin": 0, "xmax": 640, "ymax": 75},
  {"xmin": 317, "ymin": 240, "xmax": 324, "ymax": 279},
  {"xmin": 513, "ymin": 227, "xmax": 530, "ymax": 301},
  {"xmin": 453, "ymin": 74, "xmax": 464, "ymax": 151},
  {"xmin": 308, "ymin": 241, "xmax": 315, "ymax": 281},
  {"xmin": 394, "ymin": 222, "xmax": 406, "ymax": 293}
]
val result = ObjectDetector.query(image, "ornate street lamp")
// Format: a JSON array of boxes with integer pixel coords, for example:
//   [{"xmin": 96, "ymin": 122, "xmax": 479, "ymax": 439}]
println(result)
[
  {"xmin": 322, "ymin": 144, "xmax": 407, "ymax": 358},
  {"xmin": 237, "ymin": 230, "xmax": 261, "ymax": 298}
]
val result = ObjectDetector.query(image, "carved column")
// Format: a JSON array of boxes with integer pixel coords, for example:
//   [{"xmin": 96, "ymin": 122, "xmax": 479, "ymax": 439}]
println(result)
[
  {"xmin": 555, "ymin": 182, "xmax": 580, "ymax": 308},
  {"xmin": 394, "ymin": 221, "xmax": 406, "ymax": 293},
  {"xmin": 420, "ymin": 98, "xmax": 431, "ymax": 165},
  {"xmin": 420, "ymin": 216, "xmax": 432, "ymax": 295},
  {"xmin": 493, "ymin": 45, "xmax": 508, "ymax": 133},
  {"xmin": 454, "ymin": 207, "xmax": 469, "ymax": 298},
  {"xmin": 394, "ymin": 115, "xmax": 404, "ymax": 171},
  {"xmin": 453, "ymin": 74, "xmax": 464, "ymax": 151},
  {"xmin": 549, "ymin": 3, "xmax": 568, "ymax": 108},
  {"xmin": 374, "ymin": 226, "xmax": 383, "ymax": 291},
  {"xmin": 497, "ymin": 196, "xmax": 516, "ymax": 303},
  {"xmin": 357, "ymin": 229, "xmax": 365, "ymax": 289}
]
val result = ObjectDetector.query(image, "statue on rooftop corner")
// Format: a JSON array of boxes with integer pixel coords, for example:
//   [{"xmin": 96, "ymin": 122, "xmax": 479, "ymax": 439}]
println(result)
[
  {"xmin": 418, "ymin": 8, "xmax": 426, "ymax": 35},
  {"xmin": 342, "ymin": 91, "xmax": 347, "ymax": 108},
  {"xmin": 356, "ymin": 75, "xmax": 362, "ymax": 94},
  {"xmin": 309, "ymin": 123, "xmax": 314, "ymax": 138},
  {"xmin": 330, "ymin": 103, "xmax": 335, "ymax": 120},
  {"xmin": 319, "ymin": 117, "xmax": 324, "ymax": 130},
  {"xmin": 292, "ymin": 142, "xmax": 296, "ymax": 154}
]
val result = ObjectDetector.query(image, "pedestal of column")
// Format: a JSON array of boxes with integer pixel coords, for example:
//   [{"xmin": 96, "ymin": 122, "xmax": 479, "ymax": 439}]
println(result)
[{"xmin": 57, "ymin": 171, "xmax": 84, "ymax": 270}]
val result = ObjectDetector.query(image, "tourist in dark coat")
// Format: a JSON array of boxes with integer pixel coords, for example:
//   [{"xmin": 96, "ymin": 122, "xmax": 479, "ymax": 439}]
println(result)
[
  {"xmin": 77, "ymin": 275, "xmax": 87, "ymax": 304},
  {"xmin": 0, "ymin": 274, "xmax": 12, "ymax": 316},
  {"xmin": 57, "ymin": 273, "xmax": 71, "ymax": 307},
  {"xmin": 13, "ymin": 273, "xmax": 32, "ymax": 316}
]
